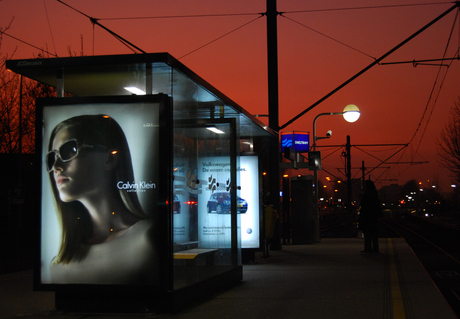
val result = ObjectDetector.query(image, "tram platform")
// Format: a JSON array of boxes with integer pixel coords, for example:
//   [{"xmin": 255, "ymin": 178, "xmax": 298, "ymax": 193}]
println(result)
[{"xmin": 0, "ymin": 238, "xmax": 457, "ymax": 319}]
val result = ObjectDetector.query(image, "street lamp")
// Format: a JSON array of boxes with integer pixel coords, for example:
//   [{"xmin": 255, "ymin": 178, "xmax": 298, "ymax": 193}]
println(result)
[
  {"xmin": 313, "ymin": 104, "xmax": 360, "ymax": 149},
  {"xmin": 311, "ymin": 104, "xmax": 360, "ymax": 242}
]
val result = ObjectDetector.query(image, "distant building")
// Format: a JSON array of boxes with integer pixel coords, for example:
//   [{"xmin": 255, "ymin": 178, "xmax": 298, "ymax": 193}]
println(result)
[{"xmin": 379, "ymin": 184, "xmax": 403, "ymax": 208}]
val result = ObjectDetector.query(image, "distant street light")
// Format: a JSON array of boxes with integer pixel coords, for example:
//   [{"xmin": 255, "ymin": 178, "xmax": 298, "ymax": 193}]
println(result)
[{"xmin": 312, "ymin": 104, "xmax": 360, "ymax": 242}]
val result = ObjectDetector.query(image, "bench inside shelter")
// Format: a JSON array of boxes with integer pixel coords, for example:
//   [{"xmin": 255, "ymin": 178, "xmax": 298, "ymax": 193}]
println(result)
[{"xmin": 173, "ymin": 243, "xmax": 218, "ymax": 284}]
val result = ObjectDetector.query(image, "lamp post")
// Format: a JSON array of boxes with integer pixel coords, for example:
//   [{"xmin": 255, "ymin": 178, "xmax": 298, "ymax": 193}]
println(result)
[{"xmin": 312, "ymin": 104, "xmax": 360, "ymax": 242}]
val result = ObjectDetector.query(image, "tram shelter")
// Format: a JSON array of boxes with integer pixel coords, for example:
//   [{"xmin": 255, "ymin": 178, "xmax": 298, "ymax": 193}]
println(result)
[{"xmin": 6, "ymin": 53, "xmax": 276, "ymax": 312}]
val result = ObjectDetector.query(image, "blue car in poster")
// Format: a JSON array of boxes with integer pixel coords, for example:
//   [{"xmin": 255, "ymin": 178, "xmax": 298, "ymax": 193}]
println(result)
[{"xmin": 207, "ymin": 192, "xmax": 248, "ymax": 214}]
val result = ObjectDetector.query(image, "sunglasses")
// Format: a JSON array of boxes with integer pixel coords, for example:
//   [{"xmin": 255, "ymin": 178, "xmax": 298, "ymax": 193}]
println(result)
[{"xmin": 46, "ymin": 139, "xmax": 108, "ymax": 172}]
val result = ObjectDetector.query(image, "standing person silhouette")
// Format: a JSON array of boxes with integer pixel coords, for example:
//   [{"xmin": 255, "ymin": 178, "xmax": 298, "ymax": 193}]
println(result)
[{"xmin": 358, "ymin": 180, "xmax": 382, "ymax": 253}]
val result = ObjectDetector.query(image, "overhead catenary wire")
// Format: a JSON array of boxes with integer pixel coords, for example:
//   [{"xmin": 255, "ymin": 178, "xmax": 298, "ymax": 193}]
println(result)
[
  {"xmin": 91, "ymin": 3, "xmax": 450, "ymax": 62},
  {"xmin": 100, "ymin": 12, "xmax": 262, "ymax": 21},
  {"xmin": 317, "ymin": 142, "xmax": 410, "ymax": 183},
  {"xmin": 380, "ymin": 56, "xmax": 460, "ymax": 66},
  {"xmin": 280, "ymin": 2, "xmax": 460, "ymax": 130},
  {"xmin": 0, "ymin": 30, "xmax": 58, "ymax": 57},
  {"xmin": 354, "ymin": 145, "xmax": 399, "ymax": 163},
  {"xmin": 409, "ymin": 10, "xmax": 459, "ymax": 154},
  {"xmin": 283, "ymin": 2, "xmax": 454, "ymax": 14},
  {"xmin": 321, "ymin": 146, "xmax": 344, "ymax": 160},
  {"xmin": 281, "ymin": 2, "xmax": 460, "ymax": 185},
  {"xmin": 178, "ymin": 15, "xmax": 264, "ymax": 60},
  {"xmin": 282, "ymin": 2, "xmax": 460, "ymax": 185},
  {"xmin": 55, "ymin": 1, "xmax": 264, "ymax": 57},
  {"xmin": 95, "ymin": 2, "xmax": 453, "ymax": 21},
  {"xmin": 359, "ymin": 145, "xmax": 408, "ymax": 181},
  {"xmin": 56, "ymin": 0, "xmax": 146, "ymax": 54},
  {"xmin": 375, "ymin": 10, "xmax": 459, "ymax": 183},
  {"xmin": 280, "ymin": 14, "xmax": 376, "ymax": 60},
  {"xmin": 384, "ymin": 8, "xmax": 460, "ymax": 181},
  {"xmin": 43, "ymin": 0, "xmax": 58, "ymax": 57}
]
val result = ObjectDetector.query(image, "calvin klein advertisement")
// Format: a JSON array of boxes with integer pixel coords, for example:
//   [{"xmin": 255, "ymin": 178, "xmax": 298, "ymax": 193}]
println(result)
[
  {"xmin": 38, "ymin": 96, "xmax": 161, "ymax": 286},
  {"xmin": 197, "ymin": 155, "xmax": 260, "ymax": 249}
]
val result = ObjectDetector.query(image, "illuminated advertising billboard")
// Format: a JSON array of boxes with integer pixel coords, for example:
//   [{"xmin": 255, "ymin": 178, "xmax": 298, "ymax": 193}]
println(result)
[
  {"xmin": 172, "ymin": 158, "xmax": 194, "ymax": 244},
  {"xmin": 196, "ymin": 155, "xmax": 260, "ymax": 249},
  {"xmin": 280, "ymin": 132, "xmax": 310, "ymax": 153},
  {"xmin": 37, "ymin": 95, "xmax": 166, "ymax": 286}
]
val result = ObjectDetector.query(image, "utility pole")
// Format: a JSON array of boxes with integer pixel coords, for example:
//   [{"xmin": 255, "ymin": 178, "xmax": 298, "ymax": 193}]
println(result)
[
  {"xmin": 266, "ymin": 3, "xmax": 280, "ymax": 202},
  {"xmin": 346, "ymin": 135, "xmax": 352, "ymax": 214},
  {"xmin": 267, "ymin": 0, "xmax": 279, "ymax": 132},
  {"xmin": 266, "ymin": 0, "xmax": 281, "ymax": 249}
]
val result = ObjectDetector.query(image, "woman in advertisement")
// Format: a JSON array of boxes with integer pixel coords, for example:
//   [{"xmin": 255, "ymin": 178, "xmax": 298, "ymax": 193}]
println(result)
[{"xmin": 46, "ymin": 114, "xmax": 157, "ymax": 285}]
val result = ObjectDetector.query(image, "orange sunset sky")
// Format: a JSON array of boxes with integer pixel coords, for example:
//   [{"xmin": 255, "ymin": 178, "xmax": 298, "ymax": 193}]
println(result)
[{"xmin": 2, "ymin": 0, "xmax": 460, "ymax": 192}]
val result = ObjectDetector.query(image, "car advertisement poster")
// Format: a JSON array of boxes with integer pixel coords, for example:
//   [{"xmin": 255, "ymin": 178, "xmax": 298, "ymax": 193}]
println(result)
[
  {"xmin": 197, "ymin": 155, "xmax": 260, "ymax": 249},
  {"xmin": 38, "ymin": 96, "xmax": 161, "ymax": 286}
]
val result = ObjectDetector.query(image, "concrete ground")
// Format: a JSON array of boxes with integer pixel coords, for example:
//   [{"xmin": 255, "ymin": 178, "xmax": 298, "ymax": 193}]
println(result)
[{"xmin": 1, "ymin": 238, "xmax": 457, "ymax": 319}]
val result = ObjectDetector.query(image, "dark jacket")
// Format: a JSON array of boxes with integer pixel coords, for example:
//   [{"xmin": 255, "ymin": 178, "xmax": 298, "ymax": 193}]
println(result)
[{"xmin": 358, "ymin": 189, "xmax": 382, "ymax": 231}]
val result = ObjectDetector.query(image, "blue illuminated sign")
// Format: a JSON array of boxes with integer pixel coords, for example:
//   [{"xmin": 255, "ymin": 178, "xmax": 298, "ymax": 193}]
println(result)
[{"xmin": 281, "ymin": 132, "xmax": 310, "ymax": 153}]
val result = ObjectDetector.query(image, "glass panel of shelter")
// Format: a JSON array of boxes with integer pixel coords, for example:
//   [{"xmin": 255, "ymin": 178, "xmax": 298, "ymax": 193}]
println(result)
[
  {"xmin": 173, "ymin": 121, "xmax": 240, "ymax": 289},
  {"xmin": 172, "ymin": 70, "xmax": 240, "ymax": 289}
]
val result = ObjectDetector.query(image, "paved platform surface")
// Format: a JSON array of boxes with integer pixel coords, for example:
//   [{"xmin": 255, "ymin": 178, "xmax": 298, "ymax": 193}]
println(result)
[{"xmin": 1, "ymin": 238, "xmax": 457, "ymax": 319}]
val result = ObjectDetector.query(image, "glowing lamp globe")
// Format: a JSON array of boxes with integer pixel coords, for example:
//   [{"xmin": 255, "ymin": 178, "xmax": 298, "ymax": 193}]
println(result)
[{"xmin": 343, "ymin": 104, "xmax": 360, "ymax": 123}]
